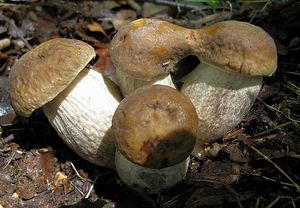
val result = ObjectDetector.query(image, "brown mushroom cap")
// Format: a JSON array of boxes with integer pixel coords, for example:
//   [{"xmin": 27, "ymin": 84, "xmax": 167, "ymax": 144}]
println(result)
[
  {"xmin": 110, "ymin": 19, "xmax": 277, "ymax": 81},
  {"xmin": 112, "ymin": 85, "xmax": 198, "ymax": 169},
  {"xmin": 195, "ymin": 20, "xmax": 277, "ymax": 76},
  {"xmin": 110, "ymin": 18, "xmax": 189, "ymax": 81},
  {"xmin": 9, "ymin": 38, "xmax": 95, "ymax": 117}
]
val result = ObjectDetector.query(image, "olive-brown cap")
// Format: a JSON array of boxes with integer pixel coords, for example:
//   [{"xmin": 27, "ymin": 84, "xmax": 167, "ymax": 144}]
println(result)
[
  {"xmin": 9, "ymin": 38, "xmax": 95, "ymax": 117},
  {"xmin": 194, "ymin": 21, "xmax": 277, "ymax": 76},
  {"xmin": 110, "ymin": 18, "xmax": 190, "ymax": 81},
  {"xmin": 110, "ymin": 19, "xmax": 277, "ymax": 81},
  {"xmin": 112, "ymin": 85, "xmax": 198, "ymax": 169}
]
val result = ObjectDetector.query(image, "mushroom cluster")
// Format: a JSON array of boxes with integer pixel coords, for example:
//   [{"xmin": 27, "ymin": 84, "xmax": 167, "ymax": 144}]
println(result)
[
  {"xmin": 9, "ymin": 18, "xmax": 277, "ymax": 194},
  {"xmin": 110, "ymin": 18, "xmax": 277, "ymax": 157}
]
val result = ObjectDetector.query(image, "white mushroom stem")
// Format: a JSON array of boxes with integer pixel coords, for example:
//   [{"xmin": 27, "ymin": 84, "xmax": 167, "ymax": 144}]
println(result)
[
  {"xmin": 116, "ymin": 69, "xmax": 175, "ymax": 96},
  {"xmin": 43, "ymin": 69, "xmax": 121, "ymax": 168},
  {"xmin": 181, "ymin": 63, "xmax": 262, "ymax": 158},
  {"xmin": 115, "ymin": 150, "xmax": 190, "ymax": 194}
]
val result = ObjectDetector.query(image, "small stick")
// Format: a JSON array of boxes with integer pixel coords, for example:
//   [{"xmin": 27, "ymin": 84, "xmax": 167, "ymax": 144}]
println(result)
[
  {"xmin": 253, "ymin": 120, "xmax": 296, "ymax": 138},
  {"xmin": 261, "ymin": 175, "xmax": 295, "ymax": 188},
  {"xmin": 149, "ymin": 0, "xmax": 210, "ymax": 10},
  {"xmin": 257, "ymin": 97, "xmax": 300, "ymax": 123},
  {"xmin": 245, "ymin": 143, "xmax": 300, "ymax": 193},
  {"xmin": 2, "ymin": 151, "xmax": 15, "ymax": 170},
  {"xmin": 70, "ymin": 162, "xmax": 93, "ymax": 182},
  {"xmin": 266, "ymin": 196, "xmax": 296, "ymax": 208},
  {"xmin": 69, "ymin": 180, "xmax": 84, "ymax": 196}
]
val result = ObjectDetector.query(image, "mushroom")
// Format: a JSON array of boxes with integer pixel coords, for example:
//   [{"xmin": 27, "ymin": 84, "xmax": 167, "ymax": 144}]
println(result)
[
  {"xmin": 112, "ymin": 85, "xmax": 198, "ymax": 193},
  {"xmin": 9, "ymin": 38, "xmax": 122, "ymax": 168},
  {"xmin": 110, "ymin": 19, "xmax": 180, "ymax": 96},
  {"xmin": 110, "ymin": 19, "xmax": 277, "ymax": 156}
]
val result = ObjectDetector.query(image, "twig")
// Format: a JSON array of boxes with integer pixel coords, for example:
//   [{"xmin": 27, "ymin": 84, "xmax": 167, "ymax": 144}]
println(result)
[
  {"xmin": 282, "ymin": 71, "xmax": 300, "ymax": 76},
  {"xmin": 257, "ymin": 97, "xmax": 300, "ymax": 123},
  {"xmin": 253, "ymin": 120, "xmax": 296, "ymax": 138},
  {"xmin": 261, "ymin": 175, "xmax": 296, "ymax": 188},
  {"xmin": 69, "ymin": 180, "xmax": 84, "ymax": 196},
  {"xmin": 286, "ymin": 152, "xmax": 300, "ymax": 160},
  {"xmin": 70, "ymin": 162, "xmax": 93, "ymax": 183},
  {"xmin": 149, "ymin": 0, "xmax": 210, "ymax": 10},
  {"xmin": 245, "ymin": 143, "xmax": 300, "ymax": 193},
  {"xmin": 2, "ymin": 151, "xmax": 15, "ymax": 170},
  {"xmin": 255, "ymin": 197, "xmax": 261, "ymax": 208},
  {"xmin": 266, "ymin": 196, "xmax": 296, "ymax": 208},
  {"xmin": 282, "ymin": 195, "xmax": 300, "ymax": 208},
  {"xmin": 84, "ymin": 175, "xmax": 99, "ymax": 199},
  {"xmin": 225, "ymin": 185, "xmax": 244, "ymax": 208}
]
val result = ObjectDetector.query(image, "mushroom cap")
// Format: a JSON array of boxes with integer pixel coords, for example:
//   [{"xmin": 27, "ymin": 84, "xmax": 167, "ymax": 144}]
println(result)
[
  {"xmin": 193, "ymin": 20, "xmax": 277, "ymax": 76},
  {"xmin": 110, "ymin": 18, "xmax": 189, "ymax": 81},
  {"xmin": 9, "ymin": 38, "xmax": 95, "ymax": 117},
  {"xmin": 112, "ymin": 85, "xmax": 198, "ymax": 169},
  {"xmin": 110, "ymin": 19, "xmax": 277, "ymax": 82}
]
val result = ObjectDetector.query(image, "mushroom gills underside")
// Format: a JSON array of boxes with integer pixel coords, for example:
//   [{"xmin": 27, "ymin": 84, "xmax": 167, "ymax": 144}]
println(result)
[
  {"xmin": 43, "ymin": 68, "xmax": 121, "ymax": 168},
  {"xmin": 181, "ymin": 63, "xmax": 262, "ymax": 157}
]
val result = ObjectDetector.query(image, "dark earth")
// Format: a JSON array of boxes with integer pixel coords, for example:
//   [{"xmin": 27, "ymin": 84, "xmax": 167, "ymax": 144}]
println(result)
[{"xmin": 0, "ymin": 0, "xmax": 300, "ymax": 207}]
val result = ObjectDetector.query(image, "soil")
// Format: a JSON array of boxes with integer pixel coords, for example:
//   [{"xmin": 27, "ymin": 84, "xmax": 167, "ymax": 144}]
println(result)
[{"xmin": 0, "ymin": 1, "xmax": 300, "ymax": 207}]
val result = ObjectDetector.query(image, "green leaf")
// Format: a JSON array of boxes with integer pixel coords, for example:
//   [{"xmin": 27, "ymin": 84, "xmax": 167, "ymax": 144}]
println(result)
[{"xmin": 183, "ymin": 0, "xmax": 219, "ymax": 8}]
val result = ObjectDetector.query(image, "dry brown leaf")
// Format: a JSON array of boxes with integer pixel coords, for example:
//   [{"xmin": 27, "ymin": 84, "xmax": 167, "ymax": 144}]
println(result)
[
  {"xmin": 200, "ymin": 161, "xmax": 241, "ymax": 184},
  {"xmin": 87, "ymin": 21, "xmax": 109, "ymax": 39},
  {"xmin": 93, "ymin": 41, "xmax": 117, "ymax": 84},
  {"xmin": 54, "ymin": 171, "xmax": 68, "ymax": 188}
]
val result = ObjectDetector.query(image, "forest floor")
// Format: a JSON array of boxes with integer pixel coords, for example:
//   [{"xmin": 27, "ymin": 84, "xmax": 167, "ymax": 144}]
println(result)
[{"xmin": 0, "ymin": 0, "xmax": 300, "ymax": 207}]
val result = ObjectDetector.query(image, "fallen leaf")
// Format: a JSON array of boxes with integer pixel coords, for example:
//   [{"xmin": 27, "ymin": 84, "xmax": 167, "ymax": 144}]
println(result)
[
  {"xmin": 200, "ymin": 160, "xmax": 241, "ymax": 184},
  {"xmin": 93, "ymin": 41, "xmax": 117, "ymax": 84},
  {"xmin": 185, "ymin": 186, "xmax": 247, "ymax": 207},
  {"xmin": 222, "ymin": 143, "xmax": 250, "ymax": 163},
  {"xmin": 54, "ymin": 171, "xmax": 68, "ymax": 188},
  {"xmin": 16, "ymin": 176, "xmax": 36, "ymax": 200},
  {"xmin": 87, "ymin": 21, "xmax": 109, "ymax": 39}
]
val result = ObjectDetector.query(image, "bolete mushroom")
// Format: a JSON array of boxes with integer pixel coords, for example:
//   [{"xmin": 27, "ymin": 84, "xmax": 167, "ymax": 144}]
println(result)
[
  {"xmin": 9, "ymin": 38, "xmax": 122, "ymax": 168},
  {"xmin": 110, "ymin": 19, "xmax": 277, "ymax": 156},
  {"xmin": 112, "ymin": 85, "xmax": 198, "ymax": 193}
]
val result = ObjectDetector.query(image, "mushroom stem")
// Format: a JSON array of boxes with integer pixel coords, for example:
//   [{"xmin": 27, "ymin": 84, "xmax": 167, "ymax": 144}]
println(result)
[
  {"xmin": 181, "ymin": 63, "xmax": 262, "ymax": 157},
  {"xmin": 115, "ymin": 150, "xmax": 190, "ymax": 194},
  {"xmin": 117, "ymin": 69, "xmax": 175, "ymax": 96},
  {"xmin": 43, "ymin": 69, "xmax": 122, "ymax": 168}
]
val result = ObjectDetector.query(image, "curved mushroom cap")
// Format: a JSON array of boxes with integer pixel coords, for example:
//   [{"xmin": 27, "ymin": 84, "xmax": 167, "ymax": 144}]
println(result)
[
  {"xmin": 110, "ymin": 19, "xmax": 277, "ymax": 82},
  {"xmin": 110, "ymin": 18, "xmax": 190, "ymax": 81},
  {"xmin": 194, "ymin": 21, "xmax": 277, "ymax": 76},
  {"xmin": 112, "ymin": 85, "xmax": 198, "ymax": 169},
  {"xmin": 9, "ymin": 38, "xmax": 95, "ymax": 117}
]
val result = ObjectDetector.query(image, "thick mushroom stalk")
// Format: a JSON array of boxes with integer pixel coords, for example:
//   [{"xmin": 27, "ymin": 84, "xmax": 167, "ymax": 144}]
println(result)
[
  {"xmin": 110, "ymin": 19, "xmax": 277, "ymax": 155},
  {"xmin": 9, "ymin": 38, "xmax": 122, "ymax": 168},
  {"xmin": 181, "ymin": 63, "xmax": 262, "ymax": 156},
  {"xmin": 112, "ymin": 85, "xmax": 198, "ymax": 193},
  {"xmin": 44, "ymin": 69, "xmax": 121, "ymax": 167}
]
